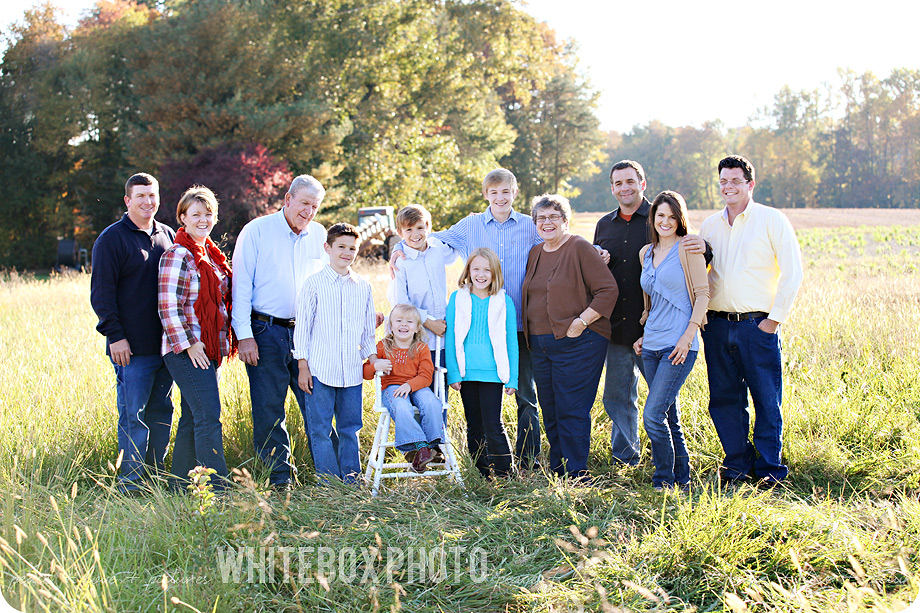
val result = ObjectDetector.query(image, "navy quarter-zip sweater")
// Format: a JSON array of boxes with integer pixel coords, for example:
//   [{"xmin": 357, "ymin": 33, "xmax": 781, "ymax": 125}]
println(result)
[{"xmin": 90, "ymin": 213, "xmax": 175, "ymax": 356}]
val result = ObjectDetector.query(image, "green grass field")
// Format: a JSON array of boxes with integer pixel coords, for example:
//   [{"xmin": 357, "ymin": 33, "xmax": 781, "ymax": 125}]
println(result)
[{"xmin": 1, "ymin": 224, "xmax": 919, "ymax": 612}]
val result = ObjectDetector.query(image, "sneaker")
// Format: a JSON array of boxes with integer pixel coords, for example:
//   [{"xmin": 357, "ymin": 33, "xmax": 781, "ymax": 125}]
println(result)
[
  {"xmin": 270, "ymin": 481, "xmax": 294, "ymax": 493},
  {"xmin": 411, "ymin": 447, "xmax": 433, "ymax": 473}
]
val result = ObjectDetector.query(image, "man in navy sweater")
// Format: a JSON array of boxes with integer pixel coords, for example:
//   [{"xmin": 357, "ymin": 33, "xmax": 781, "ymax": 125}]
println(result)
[{"xmin": 90, "ymin": 173, "xmax": 176, "ymax": 494}]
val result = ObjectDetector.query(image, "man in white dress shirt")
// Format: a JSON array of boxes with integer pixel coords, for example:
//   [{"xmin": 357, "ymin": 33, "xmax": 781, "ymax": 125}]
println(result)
[
  {"xmin": 231, "ymin": 174, "xmax": 330, "ymax": 489},
  {"xmin": 699, "ymin": 155, "xmax": 803, "ymax": 486}
]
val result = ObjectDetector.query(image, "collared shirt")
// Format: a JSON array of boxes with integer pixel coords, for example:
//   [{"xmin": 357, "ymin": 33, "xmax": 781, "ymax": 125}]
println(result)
[
  {"xmin": 90, "ymin": 213, "xmax": 176, "ymax": 356},
  {"xmin": 388, "ymin": 236, "xmax": 458, "ymax": 345},
  {"xmin": 231, "ymin": 210, "xmax": 328, "ymax": 340},
  {"xmin": 293, "ymin": 265, "xmax": 377, "ymax": 388},
  {"xmin": 157, "ymin": 245, "xmax": 230, "ymax": 357},
  {"xmin": 592, "ymin": 198, "xmax": 652, "ymax": 346},
  {"xmin": 700, "ymin": 201, "xmax": 803, "ymax": 323},
  {"xmin": 432, "ymin": 207, "xmax": 541, "ymax": 330}
]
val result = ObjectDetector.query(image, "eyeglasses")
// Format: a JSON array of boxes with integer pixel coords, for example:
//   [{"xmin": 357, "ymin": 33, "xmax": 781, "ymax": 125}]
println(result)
[
  {"xmin": 535, "ymin": 214, "xmax": 564, "ymax": 224},
  {"xmin": 719, "ymin": 179, "xmax": 748, "ymax": 187}
]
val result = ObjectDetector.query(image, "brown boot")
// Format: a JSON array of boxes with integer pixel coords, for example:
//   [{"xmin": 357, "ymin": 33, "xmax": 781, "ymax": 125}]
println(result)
[{"xmin": 411, "ymin": 447, "xmax": 433, "ymax": 473}]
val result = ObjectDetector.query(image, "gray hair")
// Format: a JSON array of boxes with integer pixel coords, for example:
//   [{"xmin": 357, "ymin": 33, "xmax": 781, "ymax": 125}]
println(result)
[
  {"xmin": 530, "ymin": 193, "xmax": 571, "ymax": 224},
  {"xmin": 287, "ymin": 174, "xmax": 325, "ymax": 198}
]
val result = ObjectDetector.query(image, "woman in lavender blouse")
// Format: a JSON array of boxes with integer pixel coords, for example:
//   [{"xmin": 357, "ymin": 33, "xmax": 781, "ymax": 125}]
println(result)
[{"xmin": 633, "ymin": 191, "xmax": 709, "ymax": 491}]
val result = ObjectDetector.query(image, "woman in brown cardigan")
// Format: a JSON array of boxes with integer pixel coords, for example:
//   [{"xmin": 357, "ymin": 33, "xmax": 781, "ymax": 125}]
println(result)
[{"xmin": 521, "ymin": 194, "xmax": 618, "ymax": 481}]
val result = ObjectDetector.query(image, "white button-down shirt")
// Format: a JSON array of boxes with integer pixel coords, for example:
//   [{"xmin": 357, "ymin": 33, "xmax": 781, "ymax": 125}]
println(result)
[
  {"xmin": 293, "ymin": 265, "xmax": 377, "ymax": 388},
  {"xmin": 700, "ymin": 201, "xmax": 804, "ymax": 323},
  {"xmin": 231, "ymin": 210, "xmax": 328, "ymax": 339},
  {"xmin": 387, "ymin": 237, "xmax": 458, "ymax": 345}
]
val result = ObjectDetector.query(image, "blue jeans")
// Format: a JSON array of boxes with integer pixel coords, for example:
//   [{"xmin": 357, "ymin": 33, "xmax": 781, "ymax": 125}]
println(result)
[
  {"xmin": 530, "ymin": 330, "xmax": 607, "ymax": 478},
  {"xmin": 382, "ymin": 386, "xmax": 444, "ymax": 452},
  {"xmin": 164, "ymin": 352, "xmax": 229, "ymax": 489},
  {"xmin": 306, "ymin": 379, "xmax": 362, "ymax": 483},
  {"xmin": 602, "ymin": 342, "xmax": 646, "ymax": 465},
  {"xmin": 702, "ymin": 316, "xmax": 786, "ymax": 481},
  {"xmin": 460, "ymin": 381, "xmax": 513, "ymax": 478},
  {"xmin": 642, "ymin": 347, "xmax": 696, "ymax": 488},
  {"xmin": 246, "ymin": 317, "xmax": 329, "ymax": 485},
  {"xmin": 514, "ymin": 331, "xmax": 542, "ymax": 469},
  {"xmin": 111, "ymin": 354, "xmax": 174, "ymax": 490}
]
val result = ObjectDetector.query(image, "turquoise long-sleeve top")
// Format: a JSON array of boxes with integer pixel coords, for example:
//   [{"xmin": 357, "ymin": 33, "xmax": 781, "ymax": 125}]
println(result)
[{"xmin": 445, "ymin": 290, "xmax": 518, "ymax": 388}]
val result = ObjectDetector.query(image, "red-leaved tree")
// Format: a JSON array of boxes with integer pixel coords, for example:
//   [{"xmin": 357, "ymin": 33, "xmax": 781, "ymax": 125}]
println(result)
[{"xmin": 158, "ymin": 143, "xmax": 292, "ymax": 250}]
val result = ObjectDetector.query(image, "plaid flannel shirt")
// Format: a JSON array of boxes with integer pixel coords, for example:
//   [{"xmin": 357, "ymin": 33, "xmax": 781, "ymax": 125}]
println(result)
[{"xmin": 157, "ymin": 244, "xmax": 230, "ymax": 357}]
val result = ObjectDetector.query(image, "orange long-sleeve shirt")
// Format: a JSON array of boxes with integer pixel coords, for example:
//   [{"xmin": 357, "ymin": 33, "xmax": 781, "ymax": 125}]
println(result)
[{"xmin": 362, "ymin": 340, "xmax": 433, "ymax": 391}]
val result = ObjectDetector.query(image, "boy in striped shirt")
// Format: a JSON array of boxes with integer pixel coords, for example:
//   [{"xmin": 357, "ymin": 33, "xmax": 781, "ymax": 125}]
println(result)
[{"xmin": 294, "ymin": 223, "xmax": 385, "ymax": 483}]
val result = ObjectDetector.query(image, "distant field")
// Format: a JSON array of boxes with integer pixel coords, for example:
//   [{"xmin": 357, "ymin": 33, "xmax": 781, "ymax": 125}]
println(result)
[{"xmin": 569, "ymin": 208, "xmax": 920, "ymax": 238}]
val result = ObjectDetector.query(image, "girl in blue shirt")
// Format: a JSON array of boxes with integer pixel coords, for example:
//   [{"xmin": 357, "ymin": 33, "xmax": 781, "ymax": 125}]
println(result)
[
  {"xmin": 634, "ymin": 191, "xmax": 710, "ymax": 491},
  {"xmin": 446, "ymin": 248, "xmax": 518, "ymax": 479}
]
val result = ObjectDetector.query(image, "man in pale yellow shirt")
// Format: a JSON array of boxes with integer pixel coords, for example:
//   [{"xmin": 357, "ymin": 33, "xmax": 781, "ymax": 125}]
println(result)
[{"xmin": 699, "ymin": 155, "xmax": 803, "ymax": 486}]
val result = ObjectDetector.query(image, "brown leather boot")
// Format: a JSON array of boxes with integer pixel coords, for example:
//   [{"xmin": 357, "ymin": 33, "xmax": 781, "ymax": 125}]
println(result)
[{"xmin": 411, "ymin": 447, "xmax": 433, "ymax": 473}]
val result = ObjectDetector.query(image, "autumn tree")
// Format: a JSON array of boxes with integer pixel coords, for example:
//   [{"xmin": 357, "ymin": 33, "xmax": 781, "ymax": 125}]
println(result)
[
  {"xmin": 157, "ymin": 143, "xmax": 292, "ymax": 250},
  {"xmin": 0, "ymin": 3, "xmax": 76, "ymax": 268},
  {"xmin": 501, "ymin": 59, "xmax": 605, "ymax": 204}
]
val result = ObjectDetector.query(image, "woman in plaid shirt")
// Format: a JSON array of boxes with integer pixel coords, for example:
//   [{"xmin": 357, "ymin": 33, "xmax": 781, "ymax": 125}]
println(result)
[{"xmin": 158, "ymin": 186, "xmax": 235, "ymax": 490}]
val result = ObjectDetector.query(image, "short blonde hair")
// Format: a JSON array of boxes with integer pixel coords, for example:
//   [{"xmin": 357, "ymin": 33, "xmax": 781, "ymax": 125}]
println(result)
[
  {"xmin": 482, "ymin": 168, "xmax": 517, "ymax": 193},
  {"xmin": 458, "ymin": 247, "xmax": 504, "ymax": 296},
  {"xmin": 396, "ymin": 204, "xmax": 431, "ymax": 231},
  {"xmin": 176, "ymin": 185, "xmax": 219, "ymax": 223},
  {"xmin": 382, "ymin": 304, "xmax": 427, "ymax": 356}
]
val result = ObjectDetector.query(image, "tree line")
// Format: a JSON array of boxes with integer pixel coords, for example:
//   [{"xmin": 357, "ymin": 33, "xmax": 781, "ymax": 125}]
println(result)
[
  {"xmin": 572, "ymin": 69, "xmax": 920, "ymax": 212},
  {"xmin": 3, "ymin": 0, "xmax": 918, "ymax": 270},
  {"xmin": 0, "ymin": 0, "xmax": 604, "ymax": 269}
]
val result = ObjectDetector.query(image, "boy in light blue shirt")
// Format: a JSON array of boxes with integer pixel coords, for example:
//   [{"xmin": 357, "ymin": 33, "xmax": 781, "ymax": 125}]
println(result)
[{"xmin": 388, "ymin": 204, "xmax": 458, "ymax": 372}]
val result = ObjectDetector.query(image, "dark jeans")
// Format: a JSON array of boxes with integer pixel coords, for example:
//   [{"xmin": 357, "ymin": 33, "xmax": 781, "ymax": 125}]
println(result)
[
  {"xmin": 602, "ymin": 342, "xmax": 646, "ymax": 465},
  {"xmin": 246, "ymin": 316, "xmax": 331, "ymax": 485},
  {"xmin": 702, "ymin": 316, "xmax": 786, "ymax": 482},
  {"xmin": 460, "ymin": 381, "xmax": 513, "ymax": 478},
  {"xmin": 641, "ymin": 347, "xmax": 696, "ymax": 488},
  {"xmin": 514, "ymin": 331, "xmax": 541, "ymax": 469},
  {"xmin": 111, "ymin": 354, "xmax": 174, "ymax": 490},
  {"xmin": 164, "ymin": 352, "xmax": 229, "ymax": 489},
  {"xmin": 529, "ymin": 329, "xmax": 607, "ymax": 478}
]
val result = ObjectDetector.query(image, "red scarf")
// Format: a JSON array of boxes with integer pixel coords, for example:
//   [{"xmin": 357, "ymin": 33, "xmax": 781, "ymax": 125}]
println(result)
[{"xmin": 174, "ymin": 228, "xmax": 237, "ymax": 365}]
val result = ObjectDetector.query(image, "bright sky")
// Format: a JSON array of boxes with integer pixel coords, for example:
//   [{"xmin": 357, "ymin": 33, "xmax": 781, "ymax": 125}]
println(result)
[
  {"xmin": 524, "ymin": 0, "xmax": 920, "ymax": 132},
  {"xmin": 3, "ymin": 0, "xmax": 920, "ymax": 133}
]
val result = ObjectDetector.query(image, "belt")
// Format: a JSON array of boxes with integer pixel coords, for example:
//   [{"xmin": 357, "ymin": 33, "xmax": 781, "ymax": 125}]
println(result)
[
  {"xmin": 252, "ymin": 312, "xmax": 296, "ymax": 328},
  {"xmin": 708, "ymin": 310, "xmax": 769, "ymax": 322}
]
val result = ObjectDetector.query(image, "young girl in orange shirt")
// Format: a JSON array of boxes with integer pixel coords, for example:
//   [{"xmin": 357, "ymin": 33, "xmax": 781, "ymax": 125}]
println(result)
[{"xmin": 364, "ymin": 304, "xmax": 445, "ymax": 473}]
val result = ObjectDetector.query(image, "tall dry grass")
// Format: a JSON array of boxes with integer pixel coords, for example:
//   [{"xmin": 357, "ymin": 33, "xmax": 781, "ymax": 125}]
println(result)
[{"xmin": 0, "ymin": 225, "xmax": 918, "ymax": 612}]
